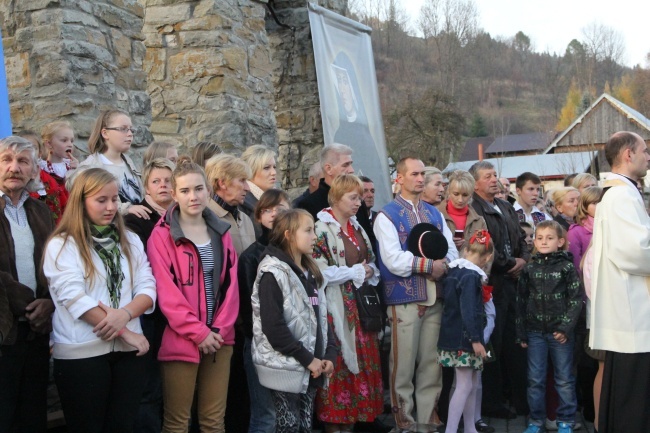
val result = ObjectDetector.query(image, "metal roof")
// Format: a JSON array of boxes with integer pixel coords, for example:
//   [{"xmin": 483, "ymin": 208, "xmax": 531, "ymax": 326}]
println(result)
[
  {"xmin": 485, "ymin": 132, "xmax": 555, "ymax": 154},
  {"xmin": 544, "ymin": 93, "xmax": 650, "ymax": 153},
  {"xmin": 442, "ymin": 151, "xmax": 596, "ymax": 180}
]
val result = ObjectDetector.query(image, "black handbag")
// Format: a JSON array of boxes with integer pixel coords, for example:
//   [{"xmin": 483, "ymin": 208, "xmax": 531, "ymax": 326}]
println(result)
[{"xmin": 354, "ymin": 283, "xmax": 384, "ymax": 332}]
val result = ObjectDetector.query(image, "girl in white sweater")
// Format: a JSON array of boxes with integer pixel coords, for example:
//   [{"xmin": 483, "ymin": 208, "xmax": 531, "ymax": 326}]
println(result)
[{"xmin": 43, "ymin": 167, "xmax": 156, "ymax": 433}]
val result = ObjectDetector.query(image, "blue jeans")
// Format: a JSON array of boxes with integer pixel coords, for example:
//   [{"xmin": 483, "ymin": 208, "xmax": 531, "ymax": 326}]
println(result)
[
  {"xmin": 243, "ymin": 338, "xmax": 276, "ymax": 433},
  {"xmin": 526, "ymin": 332, "xmax": 577, "ymax": 425}
]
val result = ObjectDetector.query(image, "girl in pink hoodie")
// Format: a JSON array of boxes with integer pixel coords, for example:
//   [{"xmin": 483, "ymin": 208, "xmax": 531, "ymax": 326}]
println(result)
[{"xmin": 147, "ymin": 157, "xmax": 239, "ymax": 433}]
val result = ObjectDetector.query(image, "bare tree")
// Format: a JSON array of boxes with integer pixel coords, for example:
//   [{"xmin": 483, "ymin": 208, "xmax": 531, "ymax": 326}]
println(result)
[
  {"xmin": 580, "ymin": 22, "xmax": 626, "ymax": 91},
  {"xmin": 418, "ymin": 0, "xmax": 479, "ymax": 96}
]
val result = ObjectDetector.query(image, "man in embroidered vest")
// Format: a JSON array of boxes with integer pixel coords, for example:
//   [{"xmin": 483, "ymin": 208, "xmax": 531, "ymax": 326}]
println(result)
[
  {"xmin": 0, "ymin": 136, "xmax": 56, "ymax": 432},
  {"xmin": 590, "ymin": 131, "xmax": 650, "ymax": 433},
  {"xmin": 514, "ymin": 172, "xmax": 550, "ymax": 227},
  {"xmin": 374, "ymin": 157, "xmax": 458, "ymax": 431},
  {"xmin": 469, "ymin": 161, "xmax": 530, "ymax": 419}
]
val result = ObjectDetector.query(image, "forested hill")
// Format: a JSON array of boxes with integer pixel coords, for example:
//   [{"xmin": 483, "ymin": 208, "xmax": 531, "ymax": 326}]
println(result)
[{"xmin": 348, "ymin": 0, "xmax": 650, "ymax": 167}]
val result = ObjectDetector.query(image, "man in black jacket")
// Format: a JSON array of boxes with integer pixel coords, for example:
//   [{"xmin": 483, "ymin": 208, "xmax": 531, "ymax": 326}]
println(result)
[
  {"xmin": 469, "ymin": 161, "xmax": 530, "ymax": 419},
  {"xmin": 295, "ymin": 143, "xmax": 376, "ymax": 246}
]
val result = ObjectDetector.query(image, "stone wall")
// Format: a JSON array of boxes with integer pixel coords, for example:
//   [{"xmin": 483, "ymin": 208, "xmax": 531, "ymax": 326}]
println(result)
[
  {"xmin": 0, "ymin": 0, "xmax": 152, "ymax": 157},
  {"xmin": 1, "ymin": 0, "xmax": 350, "ymax": 189},
  {"xmin": 142, "ymin": 0, "xmax": 278, "ymax": 154},
  {"xmin": 266, "ymin": 0, "xmax": 347, "ymax": 192}
]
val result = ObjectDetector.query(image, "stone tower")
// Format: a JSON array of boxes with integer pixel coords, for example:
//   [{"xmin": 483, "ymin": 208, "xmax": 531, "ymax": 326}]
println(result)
[{"xmin": 1, "ymin": 0, "xmax": 349, "ymax": 193}]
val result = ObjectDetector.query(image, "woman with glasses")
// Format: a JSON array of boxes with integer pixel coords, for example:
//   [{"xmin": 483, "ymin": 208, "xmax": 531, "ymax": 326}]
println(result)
[
  {"xmin": 312, "ymin": 174, "xmax": 383, "ymax": 433},
  {"xmin": 237, "ymin": 189, "xmax": 291, "ymax": 432},
  {"xmin": 69, "ymin": 109, "xmax": 149, "ymax": 218}
]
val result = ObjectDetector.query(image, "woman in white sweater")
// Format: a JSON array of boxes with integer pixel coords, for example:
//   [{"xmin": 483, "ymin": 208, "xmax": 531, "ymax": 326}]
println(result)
[{"xmin": 43, "ymin": 168, "xmax": 157, "ymax": 433}]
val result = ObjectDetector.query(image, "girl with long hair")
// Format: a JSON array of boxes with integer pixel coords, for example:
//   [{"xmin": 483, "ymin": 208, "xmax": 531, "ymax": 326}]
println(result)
[
  {"xmin": 43, "ymin": 167, "xmax": 156, "ymax": 433},
  {"xmin": 251, "ymin": 209, "xmax": 337, "ymax": 432},
  {"xmin": 147, "ymin": 157, "xmax": 239, "ymax": 433}
]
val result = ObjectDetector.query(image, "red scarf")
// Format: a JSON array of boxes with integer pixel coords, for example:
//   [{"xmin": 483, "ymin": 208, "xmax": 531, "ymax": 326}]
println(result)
[
  {"xmin": 325, "ymin": 208, "xmax": 359, "ymax": 250},
  {"xmin": 446, "ymin": 201, "xmax": 468, "ymax": 232}
]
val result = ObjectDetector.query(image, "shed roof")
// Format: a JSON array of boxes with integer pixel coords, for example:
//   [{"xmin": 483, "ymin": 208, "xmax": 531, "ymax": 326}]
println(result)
[
  {"xmin": 442, "ymin": 151, "xmax": 596, "ymax": 180},
  {"xmin": 485, "ymin": 132, "xmax": 555, "ymax": 154},
  {"xmin": 544, "ymin": 93, "xmax": 650, "ymax": 153}
]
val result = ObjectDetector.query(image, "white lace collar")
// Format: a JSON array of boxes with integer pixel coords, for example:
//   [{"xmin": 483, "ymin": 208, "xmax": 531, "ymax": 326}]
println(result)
[
  {"xmin": 316, "ymin": 208, "xmax": 361, "ymax": 230},
  {"xmin": 449, "ymin": 258, "xmax": 488, "ymax": 283}
]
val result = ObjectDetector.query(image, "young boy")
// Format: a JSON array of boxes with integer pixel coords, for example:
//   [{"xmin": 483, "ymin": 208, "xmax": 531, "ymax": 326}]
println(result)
[{"xmin": 516, "ymin": 221, "xmax": 582, "ymax": 433}]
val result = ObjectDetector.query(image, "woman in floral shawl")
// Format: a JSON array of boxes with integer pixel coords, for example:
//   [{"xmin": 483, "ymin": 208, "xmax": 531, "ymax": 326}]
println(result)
[{"xmin": 312, "ymin": 174, "xmax": 383, "ymax": 433}]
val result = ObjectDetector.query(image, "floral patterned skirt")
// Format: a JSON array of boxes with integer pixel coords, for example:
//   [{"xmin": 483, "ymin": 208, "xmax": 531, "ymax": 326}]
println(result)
[
  {"xmin": 437, "ymin": 348, "xmax": 483, "ymax": 370},
  {"xmin": 316, "ymin": 314, "xmax": 384, "ymax": 424}
]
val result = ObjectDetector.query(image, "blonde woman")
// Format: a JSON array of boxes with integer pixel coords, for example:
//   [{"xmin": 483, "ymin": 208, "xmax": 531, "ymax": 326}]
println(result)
[
  {"xmin": 241, "ymin": 145, "xmax": 277, "ymax": 239},
  {"xmin": 422, "ymin": 167, "xmax": 445, "ymax": 206},
  {"xmin": 551, "ymin": 187, "xmax": 580, "ymax": 230},
  {"xmin": 205, "ymin": 154, "xmax": 255, "ymax": 255},
  {"xmin": 438, "ymin": 170, "xmax": 487, "ymax": 251},
  {"xmin": 43, "ymin": 168, "xmax": 156, "ymax": 433},
  {"xmin": 571, "ymin": 173, "xmax": 598, "ymax": 192}
]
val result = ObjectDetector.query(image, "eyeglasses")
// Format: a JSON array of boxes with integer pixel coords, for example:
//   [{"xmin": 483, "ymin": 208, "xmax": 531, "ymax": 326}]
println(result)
[
  {"xmin": 261, "ymin": 206, "xmax": 289, "ymax": 215},
  {"xmin": 104, "ymin": 126, "xmax": 136, "ymax": 134}
]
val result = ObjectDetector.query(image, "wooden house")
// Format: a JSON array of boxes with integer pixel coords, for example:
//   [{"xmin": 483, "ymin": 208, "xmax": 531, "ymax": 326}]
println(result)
[{"xmin": 543, "ymin": 93, "xmax": 650, "ymax": 155}]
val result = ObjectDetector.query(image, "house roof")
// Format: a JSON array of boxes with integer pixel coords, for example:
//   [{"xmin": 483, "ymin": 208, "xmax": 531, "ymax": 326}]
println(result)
[
  {"xmin": 543, "ymin": 93, "xmax": 650, "ymax": 154},
  {"xmin": 442, "ymin": 151, "xmax": 596, "ymax": 180},
  {"xmin": 485, "ymin": 132, "xmax": 555, "ymax": 154},
  {"xmin": 457, "ymin": 136, "xmax": 494, "ymax": 162}
]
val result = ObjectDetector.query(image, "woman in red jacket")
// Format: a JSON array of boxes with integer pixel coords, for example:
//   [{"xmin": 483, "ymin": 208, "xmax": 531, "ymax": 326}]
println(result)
[{"xmin": 147, "ymin": 157, "xmax": 239, "ymax": 433}]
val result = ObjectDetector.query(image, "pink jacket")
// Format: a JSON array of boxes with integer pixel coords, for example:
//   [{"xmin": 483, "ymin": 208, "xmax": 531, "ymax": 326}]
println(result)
[{"xmin": 147, "ymin": 205, "xmax": 239, "ymax": 363}]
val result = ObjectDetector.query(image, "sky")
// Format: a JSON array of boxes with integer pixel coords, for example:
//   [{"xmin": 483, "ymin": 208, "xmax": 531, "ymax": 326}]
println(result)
[{"xmin": 402, "ymin": 0, "xmax": 649, "ymax": 67}]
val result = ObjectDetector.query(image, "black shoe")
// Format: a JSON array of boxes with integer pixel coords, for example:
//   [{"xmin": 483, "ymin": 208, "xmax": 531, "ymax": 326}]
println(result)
[
  {"xmin": 482, "ymin": 406, "xmax": 517, "ymax": 419},
  {"xmin": 475, "ymin": 419, "xmax": 495, "ymax": 433},
  {"xmin": 355, "ymin": 419, "xmax": 392, "ymax": 433}
]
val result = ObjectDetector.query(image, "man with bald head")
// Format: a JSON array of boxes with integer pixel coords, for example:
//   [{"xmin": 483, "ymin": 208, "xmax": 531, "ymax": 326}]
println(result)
[{"xmin": 590, "ymin": 131, "xmax": 650, "ymax": 432}]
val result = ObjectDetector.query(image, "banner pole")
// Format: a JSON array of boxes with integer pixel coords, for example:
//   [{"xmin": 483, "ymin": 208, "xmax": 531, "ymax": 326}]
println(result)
[{"xmin": 0, "ymin": 28, "xmax": 13, "ymax": 137}]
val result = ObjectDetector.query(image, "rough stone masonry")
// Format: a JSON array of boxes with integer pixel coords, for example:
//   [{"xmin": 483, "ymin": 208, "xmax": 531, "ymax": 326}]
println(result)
[{"xmin": 1, "ymin": 0, "xmax": 348, "ymax": 195}]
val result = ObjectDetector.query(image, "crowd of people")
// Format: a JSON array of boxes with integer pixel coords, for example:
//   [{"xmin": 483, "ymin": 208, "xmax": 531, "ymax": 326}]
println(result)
[{"xmin": 0, "ymin": 108, "xmax": 649, "ymax": 433}]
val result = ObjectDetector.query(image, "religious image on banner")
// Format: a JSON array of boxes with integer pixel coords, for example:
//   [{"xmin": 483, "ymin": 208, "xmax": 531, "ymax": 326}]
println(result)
[
  {"xmin": 330, "ymin": 59, "xmax": 377, "ymax": 165},
  {"xmin": 309, "ymin": 3, "xmax": 392, "ymax": 208}
]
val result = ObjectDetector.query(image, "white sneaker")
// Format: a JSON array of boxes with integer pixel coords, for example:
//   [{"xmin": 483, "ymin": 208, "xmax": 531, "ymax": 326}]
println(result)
[{"xmin": 545, "ymin": 418, "xmax": 582, "ymax": 430}]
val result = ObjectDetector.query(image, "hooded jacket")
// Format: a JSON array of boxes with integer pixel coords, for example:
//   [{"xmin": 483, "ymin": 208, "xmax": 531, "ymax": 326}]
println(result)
[
  {"xmin": 147, "ymin": 204, "xmax": 239, "ymax": 363},
  {"xmin": 516, "ymin": 251, "xmax": 583, "ymax": 342}
]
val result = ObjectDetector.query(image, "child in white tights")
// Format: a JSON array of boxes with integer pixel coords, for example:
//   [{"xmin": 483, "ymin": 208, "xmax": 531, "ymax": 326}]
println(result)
[{"xmin": 438, "ymin": 230, "xmax": 494, "ymax": 433}]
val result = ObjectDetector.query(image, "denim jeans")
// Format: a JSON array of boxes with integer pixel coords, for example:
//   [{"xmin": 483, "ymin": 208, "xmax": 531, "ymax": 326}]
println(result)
[
  {"xmin": 243, "ymin": 338, "xmax": 276, "ymax": 433},
  {"xmin": 526, "ymin": 332, "xmax": 577, "ymax": 425}
]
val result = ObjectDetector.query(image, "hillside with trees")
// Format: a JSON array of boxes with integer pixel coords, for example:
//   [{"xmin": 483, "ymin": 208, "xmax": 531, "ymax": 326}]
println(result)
[{"xmin": 347, "ymin": 0, "xmax": 650, "ymax": 166}]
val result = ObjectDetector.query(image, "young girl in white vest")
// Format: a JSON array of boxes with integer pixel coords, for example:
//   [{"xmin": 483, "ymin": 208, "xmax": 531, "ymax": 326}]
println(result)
[
  {"xmin": 251, "ymin": 209, "xmax": 337, "ymax": 433},
  {"xmin": 438, "ymin": 229, "xmax": 494, "ymax": 433}
]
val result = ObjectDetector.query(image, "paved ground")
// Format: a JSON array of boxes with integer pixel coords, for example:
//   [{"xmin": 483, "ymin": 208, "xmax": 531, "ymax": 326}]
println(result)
[{"xmin": 349, "ymin": 411, "xmax": 595, "ymax": 433}]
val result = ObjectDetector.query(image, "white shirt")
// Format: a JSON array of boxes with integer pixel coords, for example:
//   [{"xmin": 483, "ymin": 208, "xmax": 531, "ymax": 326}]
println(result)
[
  {"xmin": 373, "ymin": 197, "xmax": 458, "ymax": 278},
  {"xmin": 513, "ymin": 202, "xmax": 552, "ymax": 226}
]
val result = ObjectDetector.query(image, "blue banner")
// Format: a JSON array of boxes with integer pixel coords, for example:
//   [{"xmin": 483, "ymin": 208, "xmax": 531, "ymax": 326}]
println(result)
[{"xmin": 0, "ymin": 29, "xmax": 12, "ymax": 137}]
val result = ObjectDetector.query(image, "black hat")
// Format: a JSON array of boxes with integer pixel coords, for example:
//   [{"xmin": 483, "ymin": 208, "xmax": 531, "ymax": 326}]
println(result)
[{"xmin": 407, "ymin": 223, "xmax": 448, "ymax": 260}]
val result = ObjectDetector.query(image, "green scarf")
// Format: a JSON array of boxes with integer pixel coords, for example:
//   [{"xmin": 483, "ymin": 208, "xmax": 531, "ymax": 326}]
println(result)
[{"xmin": 90, "ymin": 224, "xmax": 124, "ymax": 309}]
